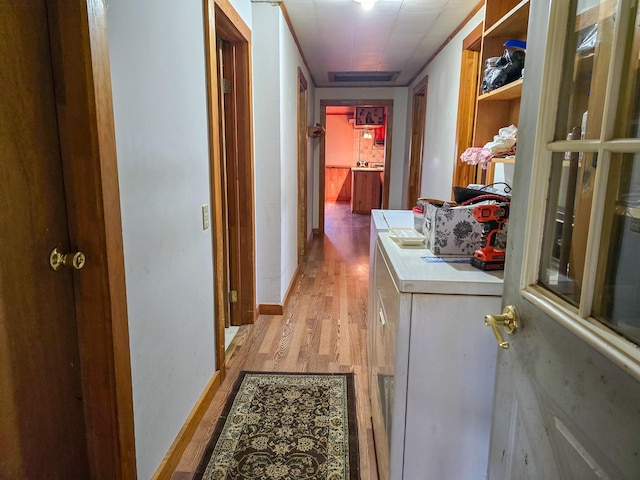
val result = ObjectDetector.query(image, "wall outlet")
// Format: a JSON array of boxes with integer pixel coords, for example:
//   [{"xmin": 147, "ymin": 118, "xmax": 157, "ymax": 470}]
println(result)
[{"xmin": 202, "ymin": 204, "xmax": 210, "ymax": 230}]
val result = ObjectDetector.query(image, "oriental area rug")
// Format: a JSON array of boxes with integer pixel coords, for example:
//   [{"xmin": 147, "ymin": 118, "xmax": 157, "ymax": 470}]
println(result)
[{"xmin": 194, "ymin": 371, "xmax": 360, "ymax": 480}]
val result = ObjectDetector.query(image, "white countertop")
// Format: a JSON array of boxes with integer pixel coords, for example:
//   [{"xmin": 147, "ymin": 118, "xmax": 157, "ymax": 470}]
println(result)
[
  {"xmin": 378, "ymin": 232, "xmax": 504, "ymax": 296},
  {"xmin": 351, "ymin": 166, "xmax": 384, "ymax": 172},
  {"xmin": 371, "ymin": 209, "xmax": 415, "ymax": 231}
]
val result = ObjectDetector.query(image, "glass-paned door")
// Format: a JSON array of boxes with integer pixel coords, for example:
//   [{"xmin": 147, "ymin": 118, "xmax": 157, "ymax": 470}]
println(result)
[{"xmin": 487, "ymin": 0, "xmax": 640, "ymax": 478}]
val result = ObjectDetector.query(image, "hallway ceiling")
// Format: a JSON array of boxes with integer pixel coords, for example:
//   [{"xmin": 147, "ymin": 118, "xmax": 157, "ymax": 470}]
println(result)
[{"xmin": 280, "ymin": 0, "xmax": 481, "ymax": 87}]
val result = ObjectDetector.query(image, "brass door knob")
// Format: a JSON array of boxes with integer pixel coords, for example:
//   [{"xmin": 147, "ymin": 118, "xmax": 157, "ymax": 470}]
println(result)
[
  {"xmin": 484, "ymin": 305, "xmax": 518, "ymax": 349},
  {"xmin": 50, "ymin": 247, "xmax": 86, "ymax": 271}
]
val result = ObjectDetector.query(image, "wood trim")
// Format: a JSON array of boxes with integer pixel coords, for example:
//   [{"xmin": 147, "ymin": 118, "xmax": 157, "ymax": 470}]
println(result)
[
  {"xmin": 408, "ymin": 0, "xmax": 485, "ymax": 85},
  {"xmin": 319, "ymin": 99, "xmax": 394, "ymax": 233},
  {"xmin": 214, "ymin": 2, "xmax": 256, "ymax": 327},
  {"xmin": 50, "ymin": 2, "xmax": 136, "ymax": 478},
  {"xmin": 258, "ymin": 304, "xmax": 285, "ymax": 316},
  {"xmin": 281, "ymin": 3, "xmax": 316, "ymax": 86},
  {"xmin": 221, "ymin": 39, "xmax": 242, "ymax": 327},
  {"xmin": 452, "ymin": 46, "xmax": 482, "ymax": 194},
  {"xmin": 151, "ymin": 371, "xmax": 222, "ymax": 480},
  {"xmin": 463, "ymin": 21, "xmax": 484, "ymax": 50},
  {"xmin": 282, "ymin": 264, "xmax": 300, "ymax": 311},
  {"xmin": 297, "ymin": 68, "xmax": 309, "ymax": 259},
  {"xmin": 216, "ymin": 38, "xmax": 232, "ymax": 329},
  {"xmin": 213, "ymin": 0, "xmax": 251, "ymax": 41},
  {"xmin": 204, "ymin": 0, "xmax": 227, "ymax": 377},
  {"xmin": 235, "ymin": 41, "xmax": 257, "ymax": 325},
  {"xmin": 406, "ymin": 76, "xmax": 428, "ymax": 208}
]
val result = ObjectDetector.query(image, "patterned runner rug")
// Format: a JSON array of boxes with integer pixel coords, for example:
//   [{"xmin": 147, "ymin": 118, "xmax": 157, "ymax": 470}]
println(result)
[{"xmin": 194, "ymin": 371, "xmax": 359, "ymax": 480}]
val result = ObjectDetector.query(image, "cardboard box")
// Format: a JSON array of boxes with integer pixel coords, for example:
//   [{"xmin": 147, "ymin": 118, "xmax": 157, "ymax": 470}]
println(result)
[{"xmin": 421, "ymin": 202, "xmax": 508, "ymax": 255}]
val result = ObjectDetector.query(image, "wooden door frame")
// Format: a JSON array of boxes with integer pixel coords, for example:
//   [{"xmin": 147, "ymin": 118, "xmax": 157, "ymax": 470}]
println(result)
[
  {"xmin": 46, "ymin": 2, "xmax": 136, "ymax": 478},
  {"xmin": 297, "ymin": 68, "xmax": 309, "ymax": 259},
  {"xmin": 406, "ymin": 77, "xmax": 428, "ymax": 208},
  {"xmin": 206, "ymin": 0, "xmax": 256, "ymax": 334},
  {"xmin": 318, "ymin": 99, "xmax": 394, "ymax": 233},
  {"xmin": 452, "ymin": 22, "xmax": 483, "ymax": 194},
  {"xmin": 214, "ymin": 0, "xmax": 256, "ymax": 327}
]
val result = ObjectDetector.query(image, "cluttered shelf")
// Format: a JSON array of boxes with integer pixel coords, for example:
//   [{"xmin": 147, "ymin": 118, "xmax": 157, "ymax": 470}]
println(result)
[{"xmin": 478, "ymin": 79, "xmax": 523, "ymax": 101}]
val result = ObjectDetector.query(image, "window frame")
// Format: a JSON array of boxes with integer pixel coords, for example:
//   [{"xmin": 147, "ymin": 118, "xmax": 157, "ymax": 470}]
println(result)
[{"xmin": 519, "ymin": 0, "xmax": 640, "ymax": 381}]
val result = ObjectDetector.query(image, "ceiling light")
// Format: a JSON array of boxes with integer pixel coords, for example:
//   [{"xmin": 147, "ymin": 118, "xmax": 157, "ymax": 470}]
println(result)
[{"xmin": 354, "ymin": 0, "xmax": 377, "ymax": 11}]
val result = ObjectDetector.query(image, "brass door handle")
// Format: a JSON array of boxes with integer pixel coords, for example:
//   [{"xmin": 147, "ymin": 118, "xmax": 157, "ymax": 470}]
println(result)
[
  {"xmin": 50, "ymin": 247, "xmax": 86, "ymax": 271},
  {"xmin": 484, "ymin": 305, "xmax": 518, "ymax": 349}
]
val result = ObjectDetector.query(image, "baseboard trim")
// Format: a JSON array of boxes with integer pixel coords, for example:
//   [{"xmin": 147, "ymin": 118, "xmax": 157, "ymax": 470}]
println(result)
[
  {"xmin": 312, "ymin": 228, "xmax": 320, "ymax": 235},
  {"xmin": 257, "ymin": 304, "xmax": 284, "ymax": 315},
  {"xmin": 152, "ymin": 370, "xmax": 222, "ymax": 480},
  {"xmin": 282, "ymin": 264, "xmax": 299, "ymax": 310},
  {"xmin": 257, "ymin": 263, "xmax": 302, "ymax": 317}
]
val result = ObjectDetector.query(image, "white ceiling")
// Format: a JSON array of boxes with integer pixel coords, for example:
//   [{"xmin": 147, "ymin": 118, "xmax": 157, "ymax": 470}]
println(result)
[{"xmin": 279, "ymin": 0, "xmax": 481, "ymax": 87}]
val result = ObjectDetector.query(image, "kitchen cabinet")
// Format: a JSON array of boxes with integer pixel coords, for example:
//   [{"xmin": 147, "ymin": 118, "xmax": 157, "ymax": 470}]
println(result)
[
  {"xmin": 369, "ymin": 231, "xmax": 503, "ymax": 480},
  {"xmin": 473, "ymin": 0, "xmax": 529, "ymax": 183},
  {"xmin": 351, "ymin": 167, "xmax": 382, "ymax": 213},
  {"xmin": 325, "ymin": 166, "xmax": 352, "ymax": 202}
]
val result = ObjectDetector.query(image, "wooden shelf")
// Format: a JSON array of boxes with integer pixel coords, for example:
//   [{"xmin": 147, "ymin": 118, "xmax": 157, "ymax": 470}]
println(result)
[
  {"xmin": 478, "ymin": 78, "xmax": 523, "ymax": 101},
  {"xmin": 484, "ymin": 0, "xmax": 530, "ymax": 37},
  {"xmin": 492, "ymin": 156, "xmax": 516, "ymax": 164}
]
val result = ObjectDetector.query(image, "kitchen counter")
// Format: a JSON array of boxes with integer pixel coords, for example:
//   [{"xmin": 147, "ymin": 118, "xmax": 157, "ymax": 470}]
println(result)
[
  {"xmin": 351, "ymin": 168, "xmax": 382, "ymax": 213},
  {"xmin": 351, "ymin": 166, "xmax": 384, "ymax": 172}
]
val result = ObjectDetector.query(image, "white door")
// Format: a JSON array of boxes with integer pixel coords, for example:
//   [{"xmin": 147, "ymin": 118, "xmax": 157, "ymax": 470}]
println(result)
[{"xmin": 488, "ymin": 0, "xmax": 640, "ymax": 478}]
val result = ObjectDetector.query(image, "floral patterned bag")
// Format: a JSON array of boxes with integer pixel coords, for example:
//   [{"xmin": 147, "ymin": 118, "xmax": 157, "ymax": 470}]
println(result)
[{"xmin": 421, "ymin": 201, "xmax": 508, "ymax": 255}]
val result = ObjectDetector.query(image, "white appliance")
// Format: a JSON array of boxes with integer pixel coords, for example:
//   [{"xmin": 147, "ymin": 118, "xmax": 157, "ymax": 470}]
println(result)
[{"xmin": 368, "ymin": 214, "xmax": 504, "ymax": 480}]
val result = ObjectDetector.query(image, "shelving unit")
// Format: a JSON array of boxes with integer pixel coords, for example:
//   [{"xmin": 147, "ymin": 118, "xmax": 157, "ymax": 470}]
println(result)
[{"xmin": 471, "ymin": 0, "xmax": 530, "ymax": 183}]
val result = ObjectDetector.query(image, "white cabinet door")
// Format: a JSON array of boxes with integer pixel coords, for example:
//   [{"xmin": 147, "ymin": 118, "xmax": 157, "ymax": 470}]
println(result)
[{"xmin": 403, "ymin": 294, "xmax": 500, "ymax": 480}]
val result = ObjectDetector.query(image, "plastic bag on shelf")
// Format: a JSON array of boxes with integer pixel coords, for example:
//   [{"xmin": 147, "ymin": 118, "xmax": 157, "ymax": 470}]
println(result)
[{"xmin": 481, "ymin": 49, "xmax": 525, "ymax": 93}]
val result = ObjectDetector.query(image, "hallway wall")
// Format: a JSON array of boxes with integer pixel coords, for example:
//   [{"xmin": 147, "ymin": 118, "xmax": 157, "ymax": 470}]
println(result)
[
  {"xmin": 407, "ymin": 8, "xmax": 485, "ymax": 203},
  {"xmin": 105, "ymin": 0, "xmax": 254, "ymax": 477},
  {"xmin": 252, "ymin": 3, "xmax": 315, "ymax": 306}
]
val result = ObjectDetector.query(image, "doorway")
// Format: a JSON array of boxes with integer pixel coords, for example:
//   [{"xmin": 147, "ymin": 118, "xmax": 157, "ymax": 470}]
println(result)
[
  {"xmin": 406, "ymin": 77, "xmax": 428, "ymax": 208},
  {"xmin": 297, "ymin": 68, "xmax": 309, "ymax": 259},
  {"xmin": 0, "ymin": 2, "xmax": 135, "ymax": 478},
  {"xmin": 319, "ymin": 99, "xmax": 394, "ymax": 233},
  {"xmin": 204, "ymin": 1, "xmax": 256, "ymax": 368}
]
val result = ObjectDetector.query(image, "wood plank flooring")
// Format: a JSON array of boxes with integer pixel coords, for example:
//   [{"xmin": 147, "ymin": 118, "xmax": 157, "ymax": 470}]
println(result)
[{"xmin": 172, "ymin": 201, "xmax": 378, "ymax": 479}]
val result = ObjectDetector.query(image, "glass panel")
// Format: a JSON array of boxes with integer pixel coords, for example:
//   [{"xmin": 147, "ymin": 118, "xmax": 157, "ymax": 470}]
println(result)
[
  {"xmin": 554, "ymin": 0, "xmax": 617, "ymax": 142},
  {"xmin": 593, "ymin": 153, "xmax": 640, "ymax": 345},
  {"xmin": 539, "ymin": 151, "xmax": 598, "ymax": 304},
  {"xmin": 615, "ymin": 3, "xmax": 640, "ymax": 138}
]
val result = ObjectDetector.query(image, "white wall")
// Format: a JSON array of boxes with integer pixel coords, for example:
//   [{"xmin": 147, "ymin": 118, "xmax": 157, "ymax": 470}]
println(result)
[
  {"xmin": 253, "ymin": 4, "xmax": 283, "ymax": 305},
  {"xmin": 408, "ymin": 8, "xmax": 485, "ymax": 202},
  {"xmin": 252, "ymin": 3, "xmax": 315, "ymax": 305},
  {"xmin": 326, "ymin": 115, "xmax": 356, "ymax": 167},
  {"xmin": 313, "ymin": 87, "xmax": 409, "ymax": 227},
  {"xmin": 228, "ymin": 0, "xmax": 252, "ymax": 26},
  {"xmin": 106, "ymin": 1, "xmax": 219, "ymax": 477}
]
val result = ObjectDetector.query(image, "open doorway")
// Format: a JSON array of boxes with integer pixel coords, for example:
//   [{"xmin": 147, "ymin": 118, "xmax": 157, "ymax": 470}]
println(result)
[
  {"xmin": 203, "ymin": 1, "xmax": 256, "ymax": 371},
  {"xmin": 406, "ymin": 77, "xmax": 428, "ymax": 208},
  {"xmin": 297, "ymin": 68, "xmax": 309, "ymax": 260},
  {"xmin": 319, "ymin": 100, "xmax": 393, "ymax": 233}
]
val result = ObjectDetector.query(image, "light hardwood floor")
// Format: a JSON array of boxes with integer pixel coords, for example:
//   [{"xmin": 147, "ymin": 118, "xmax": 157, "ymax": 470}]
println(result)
[{"xmin": 172, "ymin": 201, "xmax": 378, "ymax": 479}]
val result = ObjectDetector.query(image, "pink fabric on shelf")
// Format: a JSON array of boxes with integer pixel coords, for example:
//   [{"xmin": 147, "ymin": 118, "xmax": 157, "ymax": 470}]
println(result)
[{"xmin": 460, "ymin": 147, "xmax": 494, "ymax": 169}]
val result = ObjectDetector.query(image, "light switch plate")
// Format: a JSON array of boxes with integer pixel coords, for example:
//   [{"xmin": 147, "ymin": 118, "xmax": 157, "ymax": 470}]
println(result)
[{"xmin": 202, "ymin": 204, "xmax": 210, "ymax": 230}]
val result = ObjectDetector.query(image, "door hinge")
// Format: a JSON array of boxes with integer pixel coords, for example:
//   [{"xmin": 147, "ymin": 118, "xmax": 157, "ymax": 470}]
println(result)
[
  {"xmin": 222, "ymin": 78, "xmax": 232, "ymax": 94},
  {"xmin": 229, "ymin": 290, "xmax": 238, "ymax": 303}
]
